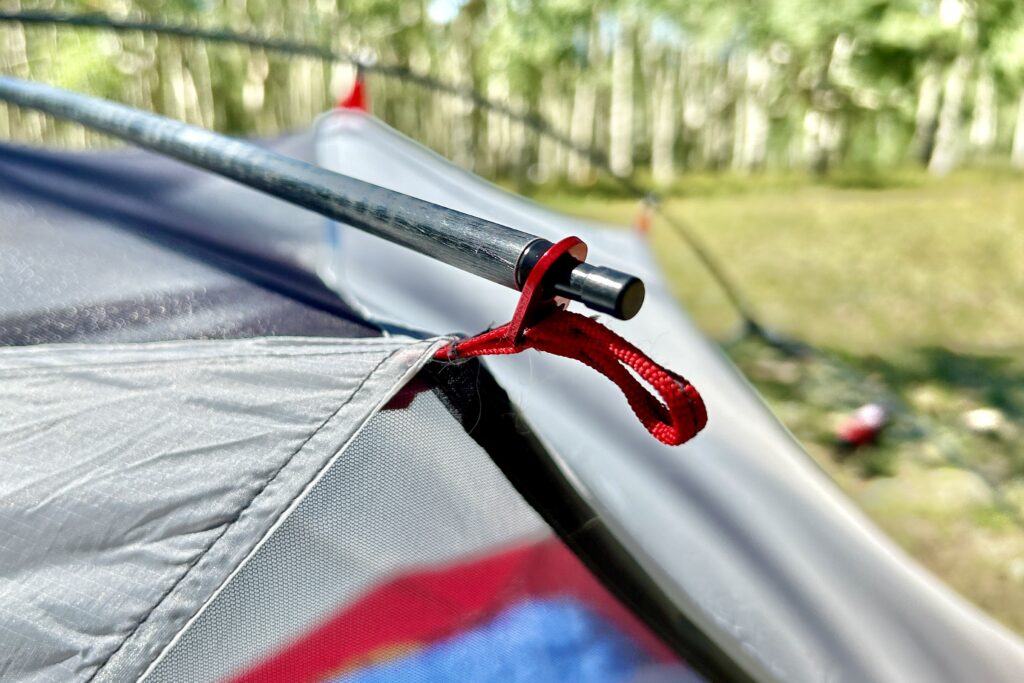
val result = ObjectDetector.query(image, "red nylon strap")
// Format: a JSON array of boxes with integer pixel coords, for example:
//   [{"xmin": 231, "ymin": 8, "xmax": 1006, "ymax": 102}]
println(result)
[{"xmin": 434, "ymin": 237, "xmax": 707, "ymax": 446}]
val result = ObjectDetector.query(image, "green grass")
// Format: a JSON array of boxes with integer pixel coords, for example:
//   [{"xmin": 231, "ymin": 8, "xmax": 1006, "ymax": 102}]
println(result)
[
  {"xmin": 539, "ymin": 170, "xmax": 1024, "ymax": 635},
  {"xmin": 538, "ymin": 170, "xmax": 1024, "ymax": 353}
]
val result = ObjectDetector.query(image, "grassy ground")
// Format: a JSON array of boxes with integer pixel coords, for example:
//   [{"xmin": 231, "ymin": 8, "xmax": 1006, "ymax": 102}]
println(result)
[
  {"xmin": 540, "ymin": 169, "xmax": 1024, "ymax": 352},
  {"xmin": 537, "ymin": 170, "xmax": 1024, "ymax": 635}
]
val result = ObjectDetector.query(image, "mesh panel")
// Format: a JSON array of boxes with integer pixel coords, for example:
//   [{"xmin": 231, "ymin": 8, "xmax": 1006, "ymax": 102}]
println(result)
[{"xmin": 145, "ymin": 385, "xmax": 687, "ymax": 683}]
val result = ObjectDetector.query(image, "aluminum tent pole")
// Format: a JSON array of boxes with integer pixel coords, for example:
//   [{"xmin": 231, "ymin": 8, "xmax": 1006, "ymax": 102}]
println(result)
[{"xmin": 0, "ymin": 76, "xmax": 644, "ymax": 320}]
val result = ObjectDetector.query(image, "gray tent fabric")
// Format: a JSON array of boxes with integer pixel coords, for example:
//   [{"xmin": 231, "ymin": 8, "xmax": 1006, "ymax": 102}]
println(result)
[
  {"xmin": 144, "ymin": 378, "xmax": 706, "ymax": 683},
  {"xmin": 317, "ymin": 110, "xmax": 1024, "ymax": 683},
  {"xmin": 4, "ymin": 108, "xmax": 1024, "ymax": 683},
  {"xmin": 0, "ymin": 131, "xmax": 704, "ymax": 679},
  {"xmin": 0, "ymin": 137, "xmax": 695, "ymax": 682},
  {"xmin": 0, "ymin": 335, "xmax": 444, "ymax": 682},
  {"xmin": 0, "ymin": 136, "xmax": 372, "ymax": 347},
  {"xmin": 143, "ymin": 386, "xmax": 554, "ymax": 682}
]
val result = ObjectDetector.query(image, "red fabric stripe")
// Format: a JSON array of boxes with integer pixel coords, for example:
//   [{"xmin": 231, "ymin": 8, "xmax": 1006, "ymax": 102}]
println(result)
[{"xmin": 228, "ymin": 538, "xmax": 675, "ymax": 683}]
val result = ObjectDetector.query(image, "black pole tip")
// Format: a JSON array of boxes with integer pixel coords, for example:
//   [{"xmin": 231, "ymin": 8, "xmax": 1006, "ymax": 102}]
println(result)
[
  {"xmin": 617, "ymin": 276, "xmax": 646, "ymax": 320},
  {"xmin": 569, "ymin": 265, "xmax": 645, "ymax": 320}
]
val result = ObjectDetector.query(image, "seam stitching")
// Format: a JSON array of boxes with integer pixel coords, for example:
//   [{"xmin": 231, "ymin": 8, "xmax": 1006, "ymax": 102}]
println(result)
[{"xmin": 85, "ymin": 346, "xmax": 404, "ymax": 682}]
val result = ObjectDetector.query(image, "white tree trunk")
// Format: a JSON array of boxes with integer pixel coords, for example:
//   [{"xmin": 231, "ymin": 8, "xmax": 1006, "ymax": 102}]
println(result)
[
  {"xmin": 508, "ymin": 95, "xmax": 528, "ymax": 180},
  {"xmin": 536, "ymin": 74, "xmax": 559, "ymax": 183},
  {"xmin": 447, "ymin": 47, "xmax": 474, "ymax": 170},
  {"xmin": 609, "ymin": 19, "xmax": 635, "ymax": 177},
  {"xmin": 732, "ymin": 52, "xmax": 770, "ymax": 173},
  {"xmin": 826, "ymin": 33, "xmax": 855, "ymax": 86},
  {"xmin": 2, "ymin": 7, "xmax": 42, "ymax": 142},
  {"xmin": 182, "ymin": 41, "xmax": 214, "ymax": 128},
  {"xmin": 969, "ymin": 69, "xmax": 997, "ymax": 154},
  {"xmin": 803, "ymin": 109, "xmax": 841, "ymax": 175},
  {"xmin": 702, "ymin": 77, "xmax": 731, "ymax": 169},
  {"xmin": 568, "ymin": 78, "xmax": 596, "ymax": 183},
  {"xmin": 0, "ymin": 18, "xmax": 22, "ymax": 139},
  {"xmin": 928, "ymin": 55, "xmax": 971, "ymax": 175},
  {"xmin": 680, "ymin": 49, "xmax": 712, "ymax": 169},
  {"xmin": 242, "ymin": 52, "xmax": 267, "ymax": 116},
  {"xmin": 651, "ymin": 57, "xmax": 677, "ymax": 185},
  {"xmin": 912, "ymin": 62, "xmax": 942, "ymax": 163},
  {"xmin": 486, "ymin": 76, "xmax": 512, "ymax": 177},
  {"xmin": 553, "ymin": 86, "xmax": 572, "ymax": 180},
  {"xmin": 1012, "ymin": 90, "xmax": 1024, "ymax": 170},
  {"xmin": 568, "ymin": 16, "xmax": 600, "ymax": 184},
  {"xmin": 803, "ymin": 110, "xmax": 824, "ymax": 173}
]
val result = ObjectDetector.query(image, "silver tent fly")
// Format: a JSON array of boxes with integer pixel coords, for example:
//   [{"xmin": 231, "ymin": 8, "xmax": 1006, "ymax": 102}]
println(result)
[{"xmin": 0, "ymin": 40, "xmax": 1023, "ymax": 683}]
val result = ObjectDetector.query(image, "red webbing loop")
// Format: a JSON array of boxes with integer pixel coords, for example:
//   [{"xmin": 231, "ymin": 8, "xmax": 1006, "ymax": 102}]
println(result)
[{"xmin": 434, "ymin": 237, "xmax": 707, "ymax": 446}]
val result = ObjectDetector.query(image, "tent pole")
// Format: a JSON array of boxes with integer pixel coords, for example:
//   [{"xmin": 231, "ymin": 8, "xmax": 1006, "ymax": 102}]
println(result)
[{"xmin": 0, "ymin": 76, "xmax": 644, "ymax": 319}]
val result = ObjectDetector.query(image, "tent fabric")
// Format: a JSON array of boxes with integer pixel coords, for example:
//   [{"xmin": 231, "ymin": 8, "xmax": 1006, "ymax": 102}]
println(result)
[
  {"xmin": 0, "ymin": 137, "xmax": 370, "ymax": 347},
  {"xmin": 144, "ymin": 384, "xmax": 685, "ymax": 683},
  {"xmin": 0, "ymin": 136, "xmax": 688, "ymax": 682},
  {"xmin": 317, "ymin": 110, "xmax": 1024, "ymax": 683},
  {"xmin": 5, "ymin": 108, "xmax": 1024, "ymax": 683},
  {"xmin": 144, "ymin": 385, "xmax": 549, "ymax": 681},
  {"xmin": 418, "ymin": 357, "xmax": 731, "ymax": 679},
  {"xmin": 0, "ymin": 335, "xmax": 443, "ymax": 682}
]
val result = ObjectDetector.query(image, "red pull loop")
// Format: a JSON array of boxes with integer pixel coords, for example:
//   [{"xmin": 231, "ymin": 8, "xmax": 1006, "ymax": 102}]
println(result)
[{"xmin": 434, "ymin": 238, "xmax": 707, "ymax": 446}]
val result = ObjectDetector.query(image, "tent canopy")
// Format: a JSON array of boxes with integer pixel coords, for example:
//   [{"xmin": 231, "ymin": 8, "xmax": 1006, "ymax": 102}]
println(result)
[{"xmin": 1, "ymin": 110, "xmax": 1023, "ymax": 683}]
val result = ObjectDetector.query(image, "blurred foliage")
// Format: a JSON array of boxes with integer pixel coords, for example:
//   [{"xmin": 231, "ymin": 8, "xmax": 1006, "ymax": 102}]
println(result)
[
  {"xmin": 4, "ymin": 0, "xmax": 1024, "ymax": 180},
  {"xmin": 540, "ymin": 170, "xmax": 1024, "ymax": 352}
]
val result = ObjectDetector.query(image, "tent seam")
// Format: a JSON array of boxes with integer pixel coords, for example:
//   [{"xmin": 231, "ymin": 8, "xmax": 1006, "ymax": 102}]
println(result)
[
  {"xmin": 84, "ymin": 346, "xmax": 404, "ymax": 683},
  {"xmin": 138, "ymin": 340, "xmax": 447, "ymax": 680},
  {"xmin": 0, "ymin": 349, "xmax": 396, "ymax": 376}
]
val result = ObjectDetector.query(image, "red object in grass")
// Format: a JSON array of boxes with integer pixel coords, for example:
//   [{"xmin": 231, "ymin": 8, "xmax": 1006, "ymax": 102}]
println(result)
[
  {"xmin": 836, "ymin": 403, "xmax": 888, "ymax": 447},
  {"xmin": 633, "ymin": 202, "xmax": 653, "ymax": 236}
]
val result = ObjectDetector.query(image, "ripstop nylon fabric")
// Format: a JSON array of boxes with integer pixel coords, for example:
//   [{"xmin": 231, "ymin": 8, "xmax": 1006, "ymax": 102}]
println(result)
[
  {"xmin": 0, "ymin": 336, "xmax": 443, "ymax": 682},
  {"xmin": 143, "ymin": 386, "xmax": 551, "ymax": 681},
  {"xmin": 143, "ymin": 383, "xmax": 691, "ymax": 683},
  {"xmin": 0, "ymin": 136, "xmax": 375, "ymax": 347}
]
